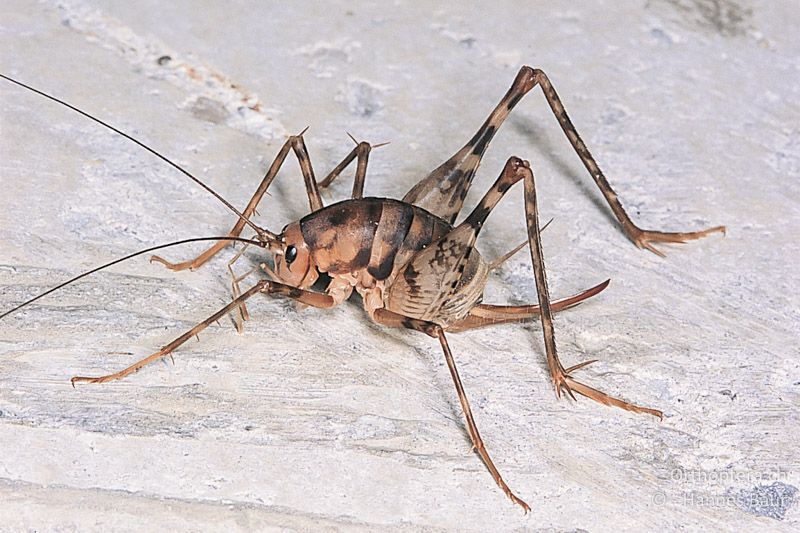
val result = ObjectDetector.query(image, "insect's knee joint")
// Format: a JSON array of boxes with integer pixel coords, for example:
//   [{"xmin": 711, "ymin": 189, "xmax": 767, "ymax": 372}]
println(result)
[
  {"xmin": 514, "ymin": 66, "xmax": 541, "ymax": 91},
  {"xmin": 504, "ymin": 156, "xmax": 531, "ymax": 172},
  {"xmin": 527, "ymin": 67, "xmax": 546, "ymax": 81}
]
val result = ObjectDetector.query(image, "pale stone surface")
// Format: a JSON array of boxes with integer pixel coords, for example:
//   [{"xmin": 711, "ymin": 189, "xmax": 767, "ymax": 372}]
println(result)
[{"xmin": 1, "ymin": 1, "xmax": 798, "ymax": 531}]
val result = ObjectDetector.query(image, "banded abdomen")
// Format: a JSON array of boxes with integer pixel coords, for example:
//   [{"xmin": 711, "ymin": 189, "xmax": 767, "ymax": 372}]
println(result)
[
  {"xmin": 299, "ymin": 197, "xmax": 489, "ymax": 324},
  {"xmin": 299, "ymin": 197, "xmax": 452, "ymax": 281}
]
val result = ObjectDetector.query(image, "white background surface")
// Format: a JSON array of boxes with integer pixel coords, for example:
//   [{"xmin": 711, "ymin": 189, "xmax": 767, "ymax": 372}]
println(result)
[{"xmin": 1, "ymin": 1, "xmax": 798, "ymax": 530}]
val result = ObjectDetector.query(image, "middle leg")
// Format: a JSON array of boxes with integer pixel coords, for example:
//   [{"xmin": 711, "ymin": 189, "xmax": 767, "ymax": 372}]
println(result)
[
  {"xmin": 317, "ymin": 135, "xmax": 376, "ymax": 199},
  {"xmin": 371, "ymin": 308, "xmax": 531, "ymax": 513},
  {"xmin": 516, "ymin": 158, "xmax": 662, "ymax": 418},
  {"xmin": 151, "ymin": 133, "xmax": 323, "ymax": 271}
]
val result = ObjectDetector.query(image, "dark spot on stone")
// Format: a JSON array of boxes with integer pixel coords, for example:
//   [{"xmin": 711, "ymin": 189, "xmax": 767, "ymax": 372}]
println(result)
[
  {"xmin": 189, "ymin": 96, "xmax": 230, "ymax": 124},
  {"xmin": 157, "ymin": 55, "xmax": 172, "ymax": 66},
  {"xmin": 459, "ymin": 37, "xmax": 477, "ymax": 48},
  {"xmin": 342, "ymin": 79, "xmax": 384, "ymax": 117},
  {"xmin": 662, "ymin": 0, "xmax": 752, "ymax": 37},
  {"xmin": 727, "ymin": 482, "xmax": 797, "ymax": 520},
  {"xmin": 650, "ymin": 27, "xmax": 673, "ymax": 46}
]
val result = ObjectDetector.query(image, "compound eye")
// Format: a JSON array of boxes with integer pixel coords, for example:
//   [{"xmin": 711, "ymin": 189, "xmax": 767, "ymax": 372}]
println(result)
[{"xmin": 285, "ymin": 245, "xmax": 298, "ymax": 264}]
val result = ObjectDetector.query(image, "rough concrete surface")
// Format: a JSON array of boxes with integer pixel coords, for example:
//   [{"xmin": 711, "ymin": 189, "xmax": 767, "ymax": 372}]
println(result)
[{"xmin": 1, "ymin": 1, "xmax": 798, "ymax": 531}]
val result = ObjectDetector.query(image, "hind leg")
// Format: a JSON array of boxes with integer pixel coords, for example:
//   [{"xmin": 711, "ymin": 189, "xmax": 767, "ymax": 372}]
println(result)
[
  {"xmin": 446, "ymin": 279, "xmax": 610, "ymax": 333},
  {"xmin": 458, "ymin": 157, "xmax": 662, "ymax": 418},
  {"xmin": 516, "ymin": 158, "xmax": 662, "ymax": 417},
  {"xmin": 406, "ymin": 66, "xmax": 724, "ymax": 255},
  {"xmin": 523, "ymin": 68, "xmax": 724, "ymax": 255}
]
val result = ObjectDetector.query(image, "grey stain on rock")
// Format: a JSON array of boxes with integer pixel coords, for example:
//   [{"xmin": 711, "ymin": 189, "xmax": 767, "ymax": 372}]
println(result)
[
  {"xmin": 188, "ymin": 96, "xmax": 231, "ymax": 124},
  {"xmin": 650, "ymin": 27, "xmax": 674, "ymax": 45},
  {"xmin": 337, "ymin": 78, "xmax": 386, "ymax": 118},
  {"xmin": 727, "ymin": 482, "xmax": 798, "ymax": 520},
  {"xmin": 650, "ymin": 0, "xmax": 753, "ymax": 37}
]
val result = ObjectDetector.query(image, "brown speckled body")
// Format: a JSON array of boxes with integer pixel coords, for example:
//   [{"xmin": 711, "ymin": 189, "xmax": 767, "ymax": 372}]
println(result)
[
  {"xmin": 2, "ymin": 65, "xmax": 724, "ymax": 513},
  {"xmin": 298, "ymin": 197, "xmax": 489, "ymax": 326}
]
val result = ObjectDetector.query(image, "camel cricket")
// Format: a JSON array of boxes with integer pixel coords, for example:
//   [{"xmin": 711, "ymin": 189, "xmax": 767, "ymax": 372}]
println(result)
[{"xmin": 0, "ymin": 66, "xmax": 724, "ymax": 511}]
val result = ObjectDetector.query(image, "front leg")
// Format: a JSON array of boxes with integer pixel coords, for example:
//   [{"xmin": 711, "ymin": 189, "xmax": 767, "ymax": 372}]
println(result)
[{"xmin": 152, "ymin": 132, "xmax": 324, "ymax": 271}]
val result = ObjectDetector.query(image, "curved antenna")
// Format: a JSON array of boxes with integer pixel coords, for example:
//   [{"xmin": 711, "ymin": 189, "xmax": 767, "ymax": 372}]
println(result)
[
  {"xmin": 0, "ymin": 236, "xmax": 265, "ymax": 320},
  {"xmin": 0, "ymin": 73, "xmax": 267, "ymax": 238}
]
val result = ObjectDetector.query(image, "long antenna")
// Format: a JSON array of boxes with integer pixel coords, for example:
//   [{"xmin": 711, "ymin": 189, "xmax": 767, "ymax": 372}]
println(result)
[
  {"xmin": 0, "ymin": 73, "xmax": 266, "ymax": 237},
  {"xmin": 0, "ymin": 236, "xmax": 264, "ymax": 320}
]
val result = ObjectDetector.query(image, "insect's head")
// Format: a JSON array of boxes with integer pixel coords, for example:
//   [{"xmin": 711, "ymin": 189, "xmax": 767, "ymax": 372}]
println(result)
[{"xmin": 267, "ymin": 221, "xmax": 319, "ymax": 289}]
